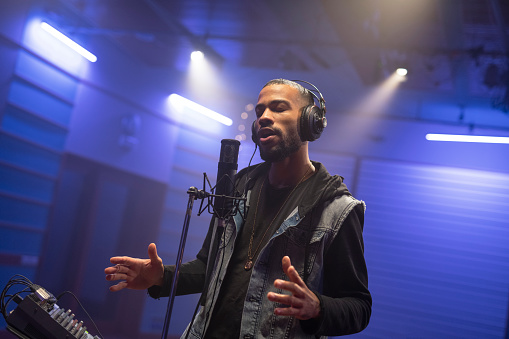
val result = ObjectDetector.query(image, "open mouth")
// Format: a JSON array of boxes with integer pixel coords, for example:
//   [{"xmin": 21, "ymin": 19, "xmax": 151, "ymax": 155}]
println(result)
[{"xmin": 258, "ymin": 128, "xmax": 277, "ymax": 143}]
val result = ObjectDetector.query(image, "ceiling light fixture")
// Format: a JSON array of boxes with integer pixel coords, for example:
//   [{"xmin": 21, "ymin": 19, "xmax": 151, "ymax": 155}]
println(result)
[
  {"xmin": 426, "ymin": 133, "xmax": 509, "ymax": 144},
  {"xmin": 190, "ymin": 50, "xmax": 204, "ymax": 61},
  {"xmin": 169, "ymin": 94, "xmax": 232, "ymax": 126},
  {"xmin": 40, "ymin": 22, "xmax": 97, "ymax": 62},
  {"xmin": 396, "ymin": 68, "xmax": 408, "ymax": 77}
]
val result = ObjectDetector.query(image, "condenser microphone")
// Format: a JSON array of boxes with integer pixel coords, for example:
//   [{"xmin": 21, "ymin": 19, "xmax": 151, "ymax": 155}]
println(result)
[{"xmin": 213, "ymin": 139, "xmax": 240, "ymax": 222}]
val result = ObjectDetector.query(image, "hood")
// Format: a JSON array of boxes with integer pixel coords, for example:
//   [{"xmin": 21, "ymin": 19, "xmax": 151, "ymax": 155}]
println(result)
[
  {"xmin": 235, "ymin": 161, "xmax": 351, "ymax": 217},
  {"xmin": 299, "ymin": 161, "xmax": 351, "ymax": 217}
]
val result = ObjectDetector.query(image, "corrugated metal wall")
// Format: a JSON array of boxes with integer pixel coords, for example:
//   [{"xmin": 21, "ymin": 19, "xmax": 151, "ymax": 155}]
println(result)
[
  {"xmin": 0, "ymin": 49, "xmax": 76, "ymax": 307},
  {"xmin": 355, "ymin": 159, "xmax": 509, "ymax": 338}
]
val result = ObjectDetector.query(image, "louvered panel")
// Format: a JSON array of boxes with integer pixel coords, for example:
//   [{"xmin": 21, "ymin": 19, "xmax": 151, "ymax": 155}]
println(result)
[
  {"xmin": 2, "ymin": 104, "xmax": 68, "ymax": 151},
  {"xmin": 309, "ymin": 150, "xmax": 358, "ymax": 190},
  {"xmin": 351, "ymin": 159, "xmax": 509, "ymax": 339},
  {"xmin": 14, "ymin": 50, "xmax": 79, "ymax": 102},
  {"xmin": 7, "ymin": 79, "xmax": 73, "ymax": 126},
  {"xmin": 0, "ymin": 42, "xmax": 79, "ymax": 334},
  {"xmin": 0, "ymin": 165, "xmax": 54, "ymax": 202}
]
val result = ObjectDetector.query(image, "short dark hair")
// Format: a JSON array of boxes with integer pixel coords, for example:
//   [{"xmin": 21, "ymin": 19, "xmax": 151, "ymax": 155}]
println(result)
[{"xmin": 263, "ymin": 79, "xmax": 314, "ymax": 107}]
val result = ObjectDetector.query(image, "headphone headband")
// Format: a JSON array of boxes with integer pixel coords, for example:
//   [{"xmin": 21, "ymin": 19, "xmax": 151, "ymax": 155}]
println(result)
[{"xmin": 290, "ymin": 79, "xmax": 327, "ymax": 116}]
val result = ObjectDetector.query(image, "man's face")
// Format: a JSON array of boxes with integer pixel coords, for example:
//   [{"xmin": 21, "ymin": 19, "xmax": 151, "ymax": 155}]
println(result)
[{"xmin": 254, "ymin": 84, "xmax": 306, "ymax": 162}]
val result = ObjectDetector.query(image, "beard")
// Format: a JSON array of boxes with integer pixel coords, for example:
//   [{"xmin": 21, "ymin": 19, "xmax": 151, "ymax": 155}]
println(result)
[{"xmin": 259, "ymin": 127, "xmax": 304, "ymax": 163}]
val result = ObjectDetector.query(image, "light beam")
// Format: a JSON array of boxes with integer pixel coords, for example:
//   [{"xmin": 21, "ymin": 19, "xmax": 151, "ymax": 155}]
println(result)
[{"xmin": 169, "ymin": 94, "xmax": 232, "ymax": 126}]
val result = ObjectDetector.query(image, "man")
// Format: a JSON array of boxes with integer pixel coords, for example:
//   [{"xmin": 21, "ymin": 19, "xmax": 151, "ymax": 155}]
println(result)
[{"xmin": 105, "ymin": 79, "xmax": 371, "ymax": 338}]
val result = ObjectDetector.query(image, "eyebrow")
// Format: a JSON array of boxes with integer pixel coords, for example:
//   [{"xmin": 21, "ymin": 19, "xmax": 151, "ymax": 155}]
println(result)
[{"xmin": 255, "ymin": 99, "xmax": 292, "ymax": 110}]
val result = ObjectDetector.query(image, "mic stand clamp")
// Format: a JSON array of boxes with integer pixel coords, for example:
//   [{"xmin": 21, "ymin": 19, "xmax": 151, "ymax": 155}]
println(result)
[{"xmin": 187, "ymin": 186, "xmax": 209, "ymax": 200}]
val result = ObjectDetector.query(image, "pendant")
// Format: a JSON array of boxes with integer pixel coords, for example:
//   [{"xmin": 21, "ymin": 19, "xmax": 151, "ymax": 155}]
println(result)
[{"xmin": 244, "ymin": 260, "xmax": 253, "ymax": 271}]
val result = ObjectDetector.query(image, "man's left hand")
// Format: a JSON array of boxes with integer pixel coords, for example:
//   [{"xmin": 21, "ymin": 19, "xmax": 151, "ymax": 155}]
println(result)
[{"xmin": 267, "ymin": 256, "xmax": 321, "ymax": 320}]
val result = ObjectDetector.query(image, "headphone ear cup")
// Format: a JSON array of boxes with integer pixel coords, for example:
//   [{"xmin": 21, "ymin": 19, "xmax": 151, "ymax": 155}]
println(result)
[
  {"xmin": 299, "ymin": 105, "xmax": 312, "ymax": 142},
  {"xmin": 300, "ymin": 105, "xmax": 324, "ymax": 142},
  {"xmin": 251, "ymin": 121, "xmax": 258, "ymax": 145}
]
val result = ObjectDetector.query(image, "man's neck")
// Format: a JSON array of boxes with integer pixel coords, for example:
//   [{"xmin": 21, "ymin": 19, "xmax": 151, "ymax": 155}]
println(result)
[{"xmin": 268, "ymin": 153, "xmax": 315, "ymax": 189}]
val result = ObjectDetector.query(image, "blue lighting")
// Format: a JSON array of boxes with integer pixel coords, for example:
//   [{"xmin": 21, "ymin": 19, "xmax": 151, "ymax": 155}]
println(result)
[
  {"xmin": 40, "ymin": 22, "xmax": 97, "ymax": 62},
  {"xmin": 169, "ymin": 94, "xmax": 232, "ymax": 126},
  {"xmin": 426, "ymin": 133, "xmax": 509, "ymax": 144}
]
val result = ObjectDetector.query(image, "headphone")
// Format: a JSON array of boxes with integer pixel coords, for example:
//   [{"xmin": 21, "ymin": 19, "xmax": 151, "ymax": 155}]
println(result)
[{"xmin": 251, "ymin": 80, "xmax": 327, "ymax": 144}]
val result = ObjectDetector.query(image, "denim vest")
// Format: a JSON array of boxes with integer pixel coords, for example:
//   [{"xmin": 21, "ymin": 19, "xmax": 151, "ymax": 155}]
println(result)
[{"xmin": 183, "ymin": 189, "xmax": 364, "ymax": 339}]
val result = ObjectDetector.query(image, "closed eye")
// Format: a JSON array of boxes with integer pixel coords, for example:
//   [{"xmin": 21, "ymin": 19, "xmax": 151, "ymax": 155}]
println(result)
[
  {"xmin": 255, "ymin": 100, "xmax": 290, "ymax": 117},
  {"xmin": 255, "ymin": 105, "xmax": 265, "ymax": 117},
  {"xmin": 270, "ymin": 100, "xmax": 290, "ymax": 113}
]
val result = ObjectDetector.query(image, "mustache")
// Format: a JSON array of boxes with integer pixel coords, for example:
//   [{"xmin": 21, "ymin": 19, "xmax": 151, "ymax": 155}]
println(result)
[
  {"xmin": 260, "ymin": 126, "xmax": 282, "ymax": 137},
  {"xmin": 271, "ymin": 127, "xmax": 283, "ymax": 136}
]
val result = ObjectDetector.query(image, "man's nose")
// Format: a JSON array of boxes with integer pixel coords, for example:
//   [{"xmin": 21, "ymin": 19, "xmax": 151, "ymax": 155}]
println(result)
[{"xmin": 258, "ymin": 109, "xmax": 274, "ymax": 126}]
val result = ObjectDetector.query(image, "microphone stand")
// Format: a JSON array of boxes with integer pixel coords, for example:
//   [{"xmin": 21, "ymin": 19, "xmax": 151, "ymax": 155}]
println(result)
[
  {"xmin": 161, "ymin": 187, "xmax": 199, "ymax": 339},
  {"xmin": 160, "ymin": 184, "xmax": 245, "ymax": 339}
]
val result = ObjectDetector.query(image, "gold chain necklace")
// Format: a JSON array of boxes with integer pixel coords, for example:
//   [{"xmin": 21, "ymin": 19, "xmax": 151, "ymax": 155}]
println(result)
[{"xmin": 244, "ymin": 166, "xmax": 312, "ymax": 271}]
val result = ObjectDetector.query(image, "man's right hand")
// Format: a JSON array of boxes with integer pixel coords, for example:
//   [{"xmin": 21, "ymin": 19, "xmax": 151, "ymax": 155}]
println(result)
[{"xmin": 104, "ymin": 243, "xmax": 164, "ymax": 292}]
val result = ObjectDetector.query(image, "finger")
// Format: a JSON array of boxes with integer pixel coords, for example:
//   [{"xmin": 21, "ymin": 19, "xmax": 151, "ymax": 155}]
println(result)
[
  {"xmin": 148, "ymin": 243, "xmax": 160, "ymax": 264},
  {"xmin": 105, "ymin": 273, "xmax": 129, "ymax": 282},
  {"xmin": 104, "ymin": 264, "xmax": 131, "ymax": 275},
  {"xmin": 282, "ymin": 256, "xmax": 291, "ymax": 273},
  {"xmin": 281, "ymin": 256, "xmax": 304, "ymax": 287},
  {"xmin": 109, "ymin": 281, "xmax": 128, "ymax": 292},
  {"xmin": 267, "ymin": 292, "xmax": 303, "ymax": 308},
  {"xmin": 274, "ymin": 306, "xmax": 302, "ymax": 318},
  {"xmin": 274, "ymin": 279, "xmax": 304, "ymax": 298},
  {"xmin": 110, "ymin": 256, "xmax": 131, "ymax": 265},
  {"xmin": 286, "ymin": 264, "xmax": 304, "ymax": 286},
  {"xmin": 104, "ymin": 266, "xmax": 118, "ymax": 274}
]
